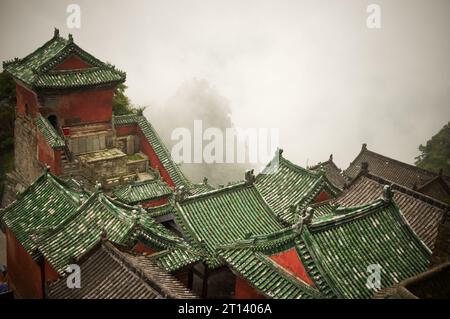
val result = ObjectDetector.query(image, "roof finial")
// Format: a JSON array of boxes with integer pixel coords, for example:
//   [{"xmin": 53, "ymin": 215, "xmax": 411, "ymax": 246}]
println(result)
[
  {"xmin": 382, "ymin": 185, "xmax": 393, "ymax": 203},
  {"xmin": 329, "ymin": 154, "xmax": 333, "ymax": 161},
  {"xmin": 175, "ymin": 185, "xmax": 188, "ymax": 202},
  {"xmin": 362, "ymin": 143, "xmax": 367, "ymax": 150},
  {"xmin": 245, "ymin": 169, "xmax": 256, "ymax": 185},
  {"xmin": 94, "ymin": 181, "xmax": 102, "ymax": 192},
  {"xmin": 203, "ymin": 177, "xmax": 208, "ymax": 185},
  {"xmin": 44, "ymin": 165, "xmax": 50, "ymax": 174},
  {"xmin": 100, "ymin": 228, "xmax": 108, "ymax": 241},
  {"xmin": 53, "ymin": 28, "xmax": 60, "ymax": 38},
  {"xmin": 68, "ymin": 33, "xmax": 73, "ymax": 43}
]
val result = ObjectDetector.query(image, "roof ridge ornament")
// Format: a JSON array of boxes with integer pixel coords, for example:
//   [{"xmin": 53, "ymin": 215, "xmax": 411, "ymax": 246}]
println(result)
[
  {"xmin": 68, "ymin": 34, "xmax": 73, "ymax": 43},
  {"xmin": 362, "ymin": 143, "xmax": 367, "ymax": 150},
  {"xmin": 245, "ymin": 169, "xmax": 256, "ymax": 185},
  {"xmin": 53, "ymin": 28, "xmax": 59, "ymax": 38},
  {"xmin": 293, "ymin": 207, "xmax": 314, "ymax": 235},
  {"xmin": 175, "ymin": 185, "xmax": 188, "ymax": 202},
  {"xmin": 382, "ymin": 185, "xmax": 393, "ymax": 203}
]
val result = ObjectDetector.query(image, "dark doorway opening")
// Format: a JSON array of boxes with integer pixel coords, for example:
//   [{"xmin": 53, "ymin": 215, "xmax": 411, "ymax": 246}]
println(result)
[{"xmin": 47, "ymin": 115, "xmax": 58, "ymax": 129}]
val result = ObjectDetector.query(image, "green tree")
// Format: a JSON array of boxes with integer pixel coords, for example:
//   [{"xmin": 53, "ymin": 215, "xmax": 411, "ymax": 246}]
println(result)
[
  {"xmin": 0, "ymin": 71, "xmax": 16, "ymax": 103},
  {"xmin": 112, "ymin": 83, "xmax": 134, "ymax": 115},
  {"xmin": 415, "ymin": 121, "xmax": 450, "ymax": 176}
]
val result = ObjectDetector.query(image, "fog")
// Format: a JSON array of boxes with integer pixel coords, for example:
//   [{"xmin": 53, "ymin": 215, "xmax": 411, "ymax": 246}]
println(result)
[{"xmin": 1, "ymin": 0, "xmax": 449, "ymax": 184}]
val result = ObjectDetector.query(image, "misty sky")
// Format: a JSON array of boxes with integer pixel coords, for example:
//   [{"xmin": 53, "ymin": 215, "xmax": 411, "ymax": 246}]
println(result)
[{"xmin": 1, "ymin": 0, "xmax": 449, "ymax": 171}]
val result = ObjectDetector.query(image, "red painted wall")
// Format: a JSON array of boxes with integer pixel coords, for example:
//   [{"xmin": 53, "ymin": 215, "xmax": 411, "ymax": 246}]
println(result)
[
  {"xmin": 40, "ymin": 88, "xmax": 113, "ymax": 126},
  {"xmin": 142, "ymin": 197, "xmax": 169, "ymax": 208},
  {"xmin": 315, "ymin": 191, "xmax": 330, "ymax": 203},
  {"xmin": 36, "ymin": 130, "xmax": 62, "ymax": 175},
  {"xmin": 133, "ymin": 243, "xmax": 157, "ymax": 255},
  {"xmin": 5, "ymin": 228, "xmax": 43, "ymax": 299},
  {"xmin": 115, "ymin": 125, "xmax": 137, "ymax": 137},
  {"xmin": 54, "ymin": 55, "xmax": 91, "ymax": 70},
  {"xmin": 138, "ymin": 129, "xmax": 175, "ymax": 188},
  {"xmin": 16, "ymin": 84, "xmax": 39, "ymax": 117},
  {"xmin": 44, "ymin": 260, "xmax": 60, "ymax": 283},
  {"xmin": 269, "ymin": 248, "xmax": 315, "ymax": 286},
  {"xmin": 234, "ymin": 276, "xmax": 266, "ymax": 299}
]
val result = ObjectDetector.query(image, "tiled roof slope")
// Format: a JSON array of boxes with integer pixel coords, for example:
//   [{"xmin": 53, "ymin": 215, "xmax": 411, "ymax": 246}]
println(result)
[
  {"xmin": 218, "ymin": 227, "xmax": 324, "ymax": 299},
  {"xmin": 35, "ymin": 115, "xmax": 66, "ymax": 148},
  {"xmin": 0, "ymin": 169, "xmax": 85, "ymax": 259},
  {"xmin": 309, "ymin": 154, "xmax": 347, "ymax": 190},
  {"xmin": 174, "ymin": 182, "xmax": 285, "ymax": 268},
  {"xmin": 344, "ymin": 144, "xmax": 450, "ymax": 192},
  {"xmin": 113, "ymin": 114, "xmax": 191, "ymax": 189},
  {"xmin": 47, "ymin": 241, "xmax": 197, "ymax": 299},
  {"xmin": 334, "ymin": 173, "xmax": 448, "ymax": 250},
  {"xmin": 303, "ymin": 194, "xmax": 431, "ymax": 299},
  {"xmin": 36, "ymin": 189, "xmax": 191, "ymax": 275},
  {"xmin": 113, "ymin": 179, "xmax": 173, "ymax": 205},
  {"xmin": 255, "ymin": 149, "xmax": 340, "ymax": 224},
  {"xmin": 3, "ymin": 29, "xmax": 125, "ymax": 90},
  {"xmin": 190, "ymin": 178, "xmax": 215, "ymax": 195}
]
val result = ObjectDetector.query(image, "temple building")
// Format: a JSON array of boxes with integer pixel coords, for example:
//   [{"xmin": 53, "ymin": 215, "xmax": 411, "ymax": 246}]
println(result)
[
  {"xmin": 1, "ymin": 29, "xmax": 448, "ymax": 299},
  {"xmin": 345, "ymin": 144, "xmax": 450, "ymax": 203},
  {"xmin": 1, "ymin": 29, "xmax": 195, "ymax": 208}
]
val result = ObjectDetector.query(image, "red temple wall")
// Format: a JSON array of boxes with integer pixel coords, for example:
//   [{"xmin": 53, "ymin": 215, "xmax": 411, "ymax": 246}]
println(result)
[
  {"xmin": 234, "ymin": 276, "xmax": 266, "ymax": 299},
  {"xmin": 36, "ymin": 131, "xmax": 61, "ymax": 175},
  {"xmin": 50, "ymin": 88, "xmax": 114, "ymax": 126},
  {"xmin": 269, "ymin": 248, "xmax": 315, "ymax": 286},
  {"xmin": 315, "ymin": 191, "xmax": 330, "ymax": 203},
  {"xmin": 54, "ymin": 55, "xmax": 91, "ymax": 70},
  {"xmin": 16, "ymin": 84, "xmax": 39, "ymax": 117},
  {"xmin": 115, "ymin": 125, "xmax": 137, "ymax": 137},
  {"xmin": 138, "ymin": 128, "xmax": 175, "ymax": 188},
  {"xmin": 5, "ymin": 228, "xmax": 43, "ymax": 299},
  {"xmin": 133, "ymin": 243, "xmax": 157, "ymax": 255},
  {"xmin": 44, "ymin": 260, "xmax": 60, "ymax": 283},
  {"xmin": 142, "ymin": 197, "xmax": 169, "ymax": 208}
]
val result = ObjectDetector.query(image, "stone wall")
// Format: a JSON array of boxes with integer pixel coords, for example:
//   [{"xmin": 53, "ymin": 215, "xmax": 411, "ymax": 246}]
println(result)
[{"xmin": 14, "ymin": 114, "xmax": 42, "ymax": 185}]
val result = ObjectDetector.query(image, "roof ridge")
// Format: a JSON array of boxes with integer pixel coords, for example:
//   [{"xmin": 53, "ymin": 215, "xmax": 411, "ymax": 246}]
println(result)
[
  {"xmin": 349, "ymin": 146, "xmax": 448, "ymax": 179},
  {"xmin": 362, "ymin": 172, "xmax": 450, "ymax": 209},
  {"xmin": 8, "ymin": 33, "xmax": 67, "ymax": 68}
]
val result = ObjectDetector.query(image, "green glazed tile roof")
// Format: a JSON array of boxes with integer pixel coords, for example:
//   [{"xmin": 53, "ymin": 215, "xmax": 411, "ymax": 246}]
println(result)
[
  {"xmin": 145, "ymin": 201, "xmax": 176, "ymax": 218},
  {"xmin": 114, "ymin": 115, "xmax": 191, "ymax": 189},
  {"xmin": 35, "ymin": 115, "xmax": 66, "ymax": 148},
  {"xmin": 302, "ymin": 197, "xmax": 431, "ymax": 299},
  {"xmin": 219, "ymin": 248, "xmax": 322, "ymax": 299},
  {"xmin": 218, "ymin": 225, "xmax": 336, "ymax": 299},
  {"xmin": 255, "ymin": 149, "xmax": 340, "ymax": 224},
  {"xmin": 113, "ymin": 179, "xmax": 173, "ymax": 205},
  {"xmin": 3, "ymin": 30, "xmax": 125, "ymax": 89},
  {"xmin": 36, "ymin": 190, "xmax": 191, "ymax": 275},
  {"xmin": 174, "ymin": 182, "xmax": 285, "ymax": 268},
  {"xmin": 1, "ymin": 170, "xmax": 85, "ymax": 259},
  {"xmin": 149, "ymin": 247, "xmax": 203, "ymax": 272}
]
